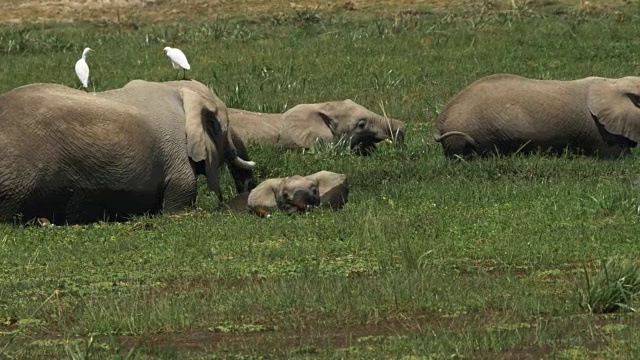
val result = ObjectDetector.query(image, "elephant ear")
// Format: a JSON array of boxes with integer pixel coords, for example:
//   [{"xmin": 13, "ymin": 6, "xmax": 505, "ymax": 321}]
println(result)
[
  {"xmin": 588, "ymin": 78, "xmax": 640, "ymax": 144},
  {"xmin": 181, "ymin": 87, "xmax": 224, "ymax": 196},
  {"xmin": 305, "ymin": 171, "xmax": 348, "ymax": 210},
  {"xmin": 283, "ymin": 105, "xmax": 338, "ymax": 148},
  {"xmin": 247, "ymin": 178, "xmax": 286, "ymax": 216}
]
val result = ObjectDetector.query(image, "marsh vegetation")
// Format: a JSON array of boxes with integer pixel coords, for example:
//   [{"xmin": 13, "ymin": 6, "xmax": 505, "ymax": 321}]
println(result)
[{"xmin": 2, "ymin": 1, "xmax": 640, "ymax": 358}]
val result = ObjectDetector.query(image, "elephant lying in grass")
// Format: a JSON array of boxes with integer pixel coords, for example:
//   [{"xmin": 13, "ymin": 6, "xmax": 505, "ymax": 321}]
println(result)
[
  {"xmin": 434, "ymin": 73, "xmax": 640, "ymax": 158},
  {"xmin": 228, "ymin": 100, "xmax": 406, "ymax": 154},
  {"xmin": 224, "ymin": 171, "xmax": 348, "ymax": 216},
  {"xmin": 0, "ymin": 80, "xmax": 256, "ymax": 224}
]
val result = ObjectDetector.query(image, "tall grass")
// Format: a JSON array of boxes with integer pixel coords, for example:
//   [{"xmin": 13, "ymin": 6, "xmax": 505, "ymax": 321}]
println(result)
[{"xmin": 577, "ymin": 259, "xmax": 640, "ymax": 314}]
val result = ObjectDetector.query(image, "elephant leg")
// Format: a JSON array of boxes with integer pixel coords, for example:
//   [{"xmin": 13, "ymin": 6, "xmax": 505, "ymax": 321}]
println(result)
[
  {"xmin": 594, "ymin": 122, "xmax": 636, "ymax": 159},
  {"xmin": 18, "ymin": 188, "xmax": 75, "ymax": 225},
  {"xmin": 162, "ymin": 170, "xmax": 198, "ymax": 214},
  {"xmin": 0, "ymin": 189, "xmax": 22, "ymax": 224},
  {"xmin": 207, "ymin": 174, "xmax": 223, "ymax": 203},
  {"xmin": 228, "ymin": 166, "xmax": 253, "ymax": 193},
  {"xmin": 65, "ymin": 190, "xmax": 155, "ymax": 224}
]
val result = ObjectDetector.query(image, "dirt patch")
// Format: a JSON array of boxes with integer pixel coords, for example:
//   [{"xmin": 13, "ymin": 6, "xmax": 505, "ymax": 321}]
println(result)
[
  {"xmin": 0, "ymin": 0, "xmax": 453, "ymax": 24},
  {"xmin": 7, "ymin": 311, "xmax": 632, "ymax": 357},
  {"xmin": 115, "ymin": 310, "xmax": 491, "ymax": 354},
  {"xmin": 0, "ymin": 0, "xmax": 629, "ymax": 25}
]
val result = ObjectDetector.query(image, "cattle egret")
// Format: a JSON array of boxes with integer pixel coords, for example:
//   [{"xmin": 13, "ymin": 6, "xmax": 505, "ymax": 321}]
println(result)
[
  {"xmin": 75, "ymin": 47, "xmax": 94, "ymax": 90},
  {"xmin": 163, "ymin": 46, "xmax": 191, "ymax": 80}
]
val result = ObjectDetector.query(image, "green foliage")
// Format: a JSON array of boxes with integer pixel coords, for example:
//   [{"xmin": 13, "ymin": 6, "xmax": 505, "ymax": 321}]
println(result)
[
  {"xmin": 3, "ymin": 3, "xmax": 640, "ymax": 358},
  {"xmin": 304, "ymin": 134, "xmax": 352, "ymax": 156},
  {"xmin": 576, "ymin": 259, "xmax": 640, "ymax": 313}
]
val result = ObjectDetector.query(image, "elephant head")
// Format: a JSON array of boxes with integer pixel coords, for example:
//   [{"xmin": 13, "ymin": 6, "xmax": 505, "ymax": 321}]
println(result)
[
  {"xmin": 245, "ymin": 171, "xmax": 348, "ymax": 216},
  {"xmin": 283, "ymin": 100, "xmax": 406, "ymax": 154},
  {"xmin": 163, "ymin": 80, "xmax": 257, "ymax": 195},
  {"xmin": 305, "ymin": 170, "xmax": 349, "ymax": 210},
  {"xmin": 248, "ymin": 176, "xmax": 320, "ymax": 215},
  {"xmin": 588, "ymin": 76, "xmax": 640, "ymax": 146}
]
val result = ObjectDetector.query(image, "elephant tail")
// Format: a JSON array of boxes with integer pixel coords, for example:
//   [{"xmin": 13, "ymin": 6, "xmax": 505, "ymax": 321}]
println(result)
[{"xmin": 433, "ymin": 131, "xmax": 478, "ymax": 147}]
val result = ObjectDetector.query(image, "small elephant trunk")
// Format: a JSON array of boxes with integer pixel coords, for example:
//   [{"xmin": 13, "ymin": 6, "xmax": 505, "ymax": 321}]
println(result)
[
  {"xmin": 279, "ymin": 189, "xmax": 320, "ymax": 213},
  {"xmin": 387, "ymin": 118, "xmax": 406, "ymax": 144}
]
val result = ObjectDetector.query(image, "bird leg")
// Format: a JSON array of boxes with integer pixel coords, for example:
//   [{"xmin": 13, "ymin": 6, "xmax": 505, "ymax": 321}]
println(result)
[
  {"xmin": 174, "ymin": 70, "xmax": 180, "ymax": 80},
  {"xmin": 182, "ymin": 69, "xmax": 187, "ymax": 80}
]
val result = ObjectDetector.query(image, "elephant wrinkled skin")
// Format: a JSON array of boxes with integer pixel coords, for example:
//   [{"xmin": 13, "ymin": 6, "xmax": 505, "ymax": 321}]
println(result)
[
  {"xmin": 434, "ymin": 74, "xmax": 640, "ymax": 158},
  {"xmin": 223, "ymin": 171, "xmax": 348, "ymax": 216},
  {"xmin": 0, "ymin": 80, "xmax": 256, "ymax": 224},
  {"xmin": 228, "ymin": 99, "xmax": 406, "ymax": 154}
]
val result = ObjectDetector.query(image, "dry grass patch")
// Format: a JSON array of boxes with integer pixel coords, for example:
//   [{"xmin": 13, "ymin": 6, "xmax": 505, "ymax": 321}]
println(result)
[{"xmin": 0, "ymin": 0, "xmax": 631, "ymax": 24}]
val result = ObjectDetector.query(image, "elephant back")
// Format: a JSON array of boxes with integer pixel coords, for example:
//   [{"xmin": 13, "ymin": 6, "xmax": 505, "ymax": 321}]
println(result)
[
  {"xmin": 0, "ymin": 83, "xmax": 156, "ymax": 144},
  {"xmin": 227, "ymin": 108, "xmax": 285, "ymax": 145}
]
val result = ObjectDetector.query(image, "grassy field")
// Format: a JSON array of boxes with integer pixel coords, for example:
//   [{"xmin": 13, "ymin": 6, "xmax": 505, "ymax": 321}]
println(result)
[{"xmin": 4, "ymin": 1, "xmax": 640, "ymax": 358}]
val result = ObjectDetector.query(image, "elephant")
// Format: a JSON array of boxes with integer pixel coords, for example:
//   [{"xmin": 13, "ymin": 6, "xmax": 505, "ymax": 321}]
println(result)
[
  {"xmin": 228, "ymin": 99, "xmax": 406, "ymax": 154},
  {"xmin": 434, "ymin": 73, "xmax": 640, "ymax": 158},
  {"xmin": 223, "ymin": 171, "xmax": 348, "ymax": 216},
  {"xmin": 154, "ymin": 80, "xmax": 257, "ymax": 193},
  {"xmin": 0, "ymin": 79, "xmax": 256, "ymax": 224}
]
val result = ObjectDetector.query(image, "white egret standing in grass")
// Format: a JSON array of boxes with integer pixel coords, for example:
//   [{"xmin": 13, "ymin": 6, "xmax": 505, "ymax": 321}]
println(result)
[
  {"xmin": 75, "ymin": 47, "xmax": 94, "ymax": 90},
  {"xmin": 163, "ymin": 46, "xmax": 191, "ymax": 80}
]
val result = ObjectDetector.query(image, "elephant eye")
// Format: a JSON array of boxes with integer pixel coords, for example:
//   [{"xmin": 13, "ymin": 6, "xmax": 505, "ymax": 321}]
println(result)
[{"xmin": 356, "ymin": 119, "xmax": 367, "ymax": 129}]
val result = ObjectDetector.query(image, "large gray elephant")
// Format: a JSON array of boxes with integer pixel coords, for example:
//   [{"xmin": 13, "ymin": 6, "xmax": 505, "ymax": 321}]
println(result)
[
  {"xmin": 223, "ymin": 171, "xmax": 348, "ymax": 216},
  {"xmin": 228, "ymin": 99, "xmax": 406, "ymax": 154},
  {"xmin": 0, "ymin": 80, "xmax": 256, "ymax": 224},
  {"xmin": 434, "ymin": 74, "xmax": 640, "ymax": 158}
]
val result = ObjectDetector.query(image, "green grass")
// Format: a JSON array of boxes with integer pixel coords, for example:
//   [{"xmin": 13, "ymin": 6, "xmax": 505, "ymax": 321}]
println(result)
[
  {"xmin": 4, "ymin": 4, "xmax": 640, "ymax": 358},
  {"xmin": 577, "ymin": 258, "xmax": 640, "ymax": 314}
]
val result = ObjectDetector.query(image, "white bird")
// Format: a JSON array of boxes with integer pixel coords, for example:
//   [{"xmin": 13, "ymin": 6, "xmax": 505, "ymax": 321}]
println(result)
[
  {"xmin": 163, "ymin": 46, "xmax": 191, "ymax": 80},
  {"xmin": 75, "ymin": 47, "xmax": 94, "ymax": 90}
]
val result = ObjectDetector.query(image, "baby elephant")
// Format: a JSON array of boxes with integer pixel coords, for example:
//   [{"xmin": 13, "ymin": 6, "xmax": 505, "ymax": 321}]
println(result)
[
  {"xmin": 434, "ymin": 73, "xmax": 640, "ymax": 158},
  {"xmin": 224, "ymin": 171, "xmax": 348, "ymax": 216},
  {"xmin": 229, "ymin": 100, "xmax": 406, "ymax": 154}
]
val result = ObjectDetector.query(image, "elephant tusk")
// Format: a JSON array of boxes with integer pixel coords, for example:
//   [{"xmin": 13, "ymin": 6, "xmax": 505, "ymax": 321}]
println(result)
[
  {"xmin": 233, "ymin": 157, "xmax": 256, "ymax": 170},
  {"xmin": 385, "ymin": 138, "xmax": 393, "ymax": 144}
]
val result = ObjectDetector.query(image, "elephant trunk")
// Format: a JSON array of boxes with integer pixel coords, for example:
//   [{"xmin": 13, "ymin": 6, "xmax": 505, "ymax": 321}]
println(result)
[
  {"xmin": 225, "ymin": 130, "xmax": 255, "ymax": 169},
  {"xmin": 278, "ymin": 188, "xmax": 320, "ymax": 213},
  {"xmin": 386, "ymin": 118, "xmax": 406, "ymax": 144}
]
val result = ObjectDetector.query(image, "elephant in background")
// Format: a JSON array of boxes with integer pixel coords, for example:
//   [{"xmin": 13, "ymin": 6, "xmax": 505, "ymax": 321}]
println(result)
[
  {"xmin": 0, "ymin": 80, "xmax": 256, "ymax": 224},
  {"xmin": 228, "ymin": 99, "xmax": 406, "ymax": 154},
  {"xmin": 434, "ymin": 74, "xmax": 640, "ymax": 159},
  {"xmin": 223, "ymin": 171, "xmax": 348, "ymax": 216}
]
